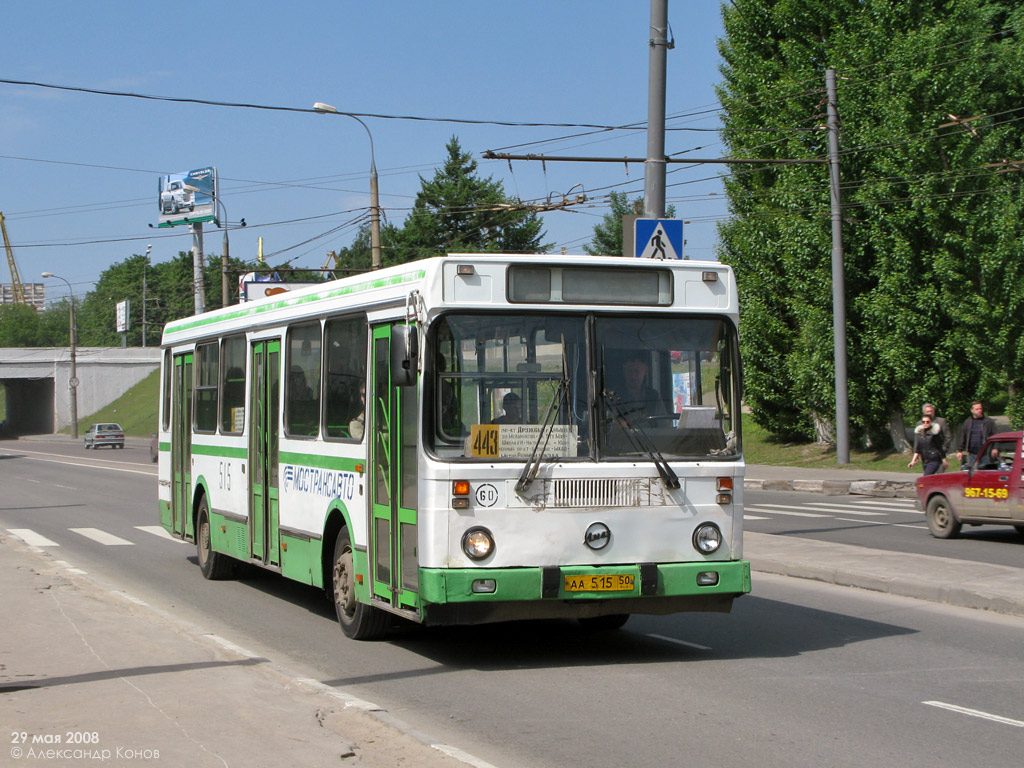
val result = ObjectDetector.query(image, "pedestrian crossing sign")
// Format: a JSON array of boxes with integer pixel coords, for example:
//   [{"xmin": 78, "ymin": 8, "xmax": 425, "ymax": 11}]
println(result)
[{"xmin": 634, "ymin": 218, "xmax": 684, "ymax": 259}]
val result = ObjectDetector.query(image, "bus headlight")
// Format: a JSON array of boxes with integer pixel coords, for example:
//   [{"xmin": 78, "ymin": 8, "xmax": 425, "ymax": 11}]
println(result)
[
  {"xmin": 692, "ymin": 523, "xmax": 722, "ymax": 554},
  {"xmin": 462, "ymin": 527, "xmax": 494, "ymax": 560}
]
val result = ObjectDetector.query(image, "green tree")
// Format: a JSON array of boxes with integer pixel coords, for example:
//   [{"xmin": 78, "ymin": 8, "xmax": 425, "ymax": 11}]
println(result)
[
  {"xmin": 394, "ymin": 137, "xmax": 547, "ymax": 262},
  {"xmin": 77, "ymin": 250, "xmax": 251, "ymax": 346},
  {"xmin": 0, "ymin": 304, "xmax": 43, "ymax": 346},
  {"xmin": 585, "ymin": 192, "xmax": 676, "ymax": 256},
  {"xmin": 717, "ymin": 0, "xmax": 1024, "ymax": 448}
]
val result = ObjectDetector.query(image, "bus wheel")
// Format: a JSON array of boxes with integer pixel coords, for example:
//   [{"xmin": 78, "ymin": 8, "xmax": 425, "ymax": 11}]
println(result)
[
  {"xmin": 926, "ymin": 496, "xmax": 961, "ymax": 539},
  {"xmin": 197, "ymin": 499, "xmax": 235, "ymax": 580},
  {"xmin": 578, "ymin": 614, "xmax": 630, "ymax": 631},
  {"xmin": 1014, "ymin": 525, "xmax": 1024, "ymax": 537},
  {"xmin": 331, "ymin": 528, "xmax": 388, "ymax": 640}
]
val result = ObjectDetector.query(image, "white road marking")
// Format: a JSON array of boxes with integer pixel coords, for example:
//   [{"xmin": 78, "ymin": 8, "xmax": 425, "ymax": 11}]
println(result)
[
  {"xmin": 744, "ymin": 505, "xmax": 827, "ymax": 518},
  {"xmin": 431, "ymin": 744, "xmax": 504, "ymax": 768},
  {"xmin": 851, "ymin": 499, "xmax": 918, "ymax": 508},
  {"xmin": 136, "ymin": 525, "xmax": 190, "ymax": 544},
  {"xmin": 69, "ymin": 527, "xmax": 134, "ymax": 546},
  {"xmin": 923, "ymin": 701, "xmax": 1024, "ymax": 727},
  {"xmin": 52, "ymin": 560, "xmax": 88, "ymax": 574},
  {"xmin": 6, "ymin": 528, "xmax": 59, "ymax": 547},
  {"xmin": 204, "ymin": 634, "xmax": 261, "ymax": 659},
  {"xmin": 647, "ymin": 633, "xmax": 712, "ymax": 650},
  {"xmin": 295, "ymin": 677, "xmax": 383, "ymax": 712},
  {"xmin": 788, "ymin": 503, "xmax": 887, "ymax": 516},
  {"xmin": 743, "ymin": 514, "xmax": 769, "ymax": 520},
  {"xmin": 0, "ymin": 448, "xmax": 155, "ymax": 477}
]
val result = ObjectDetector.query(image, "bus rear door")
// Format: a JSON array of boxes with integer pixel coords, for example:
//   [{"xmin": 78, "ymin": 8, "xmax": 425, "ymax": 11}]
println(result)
[
  {"xmin": 170, "ymin": 352, "xmax": 193, "ymax": 538},
  {"xmin": 369, "ymin": 323, "xmax": 420, "ymax": 614},
  {"xmin": 249, "ymin": 339, "xmax": 281, "ymax": 566}
]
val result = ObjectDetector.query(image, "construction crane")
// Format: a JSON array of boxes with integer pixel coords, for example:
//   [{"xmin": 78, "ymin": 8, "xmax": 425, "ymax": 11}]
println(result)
[{"xmin": 1, "ymin": 211, "xmax": 28, "ymax": 306}]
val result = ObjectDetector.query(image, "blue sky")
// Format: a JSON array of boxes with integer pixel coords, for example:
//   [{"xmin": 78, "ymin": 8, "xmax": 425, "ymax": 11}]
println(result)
[{"xmin": 1, "ymin": 1, "xmax": 729, "ymax": 304}]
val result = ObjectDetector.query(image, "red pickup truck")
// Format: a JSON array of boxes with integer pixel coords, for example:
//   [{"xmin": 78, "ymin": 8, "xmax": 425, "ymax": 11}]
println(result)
[{"xmin": 915, "ymin": 431, "xmax": 1024, "ymax": 538}]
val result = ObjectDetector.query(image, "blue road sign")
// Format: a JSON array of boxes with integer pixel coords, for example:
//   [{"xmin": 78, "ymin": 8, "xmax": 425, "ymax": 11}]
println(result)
[{"xmin": 635, "ymin": 218, "xmax": 684, "ymax": 259}]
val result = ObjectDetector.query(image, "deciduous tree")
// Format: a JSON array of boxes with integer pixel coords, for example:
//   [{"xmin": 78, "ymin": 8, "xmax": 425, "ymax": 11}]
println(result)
[{"xmin": 717, "ymin": 0, "xmax": 1024, "ymax": 447}]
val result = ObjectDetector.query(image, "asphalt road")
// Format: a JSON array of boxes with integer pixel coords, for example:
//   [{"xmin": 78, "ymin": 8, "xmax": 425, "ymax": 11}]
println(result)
[
  {"xmin": 745, "ymin": 488, "xmax": 1024, "ymax": 568},
  {"xmin": 3, "ymin": 438, "xmax": 1023, "ymax": 768}
]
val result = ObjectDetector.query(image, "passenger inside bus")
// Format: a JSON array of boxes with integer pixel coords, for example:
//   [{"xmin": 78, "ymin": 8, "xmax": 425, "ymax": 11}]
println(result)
[
  {"xmin": 491, "ymin": 393, "xmax": 522, "ymax": 425},
  {"xmin": 349, "ymin": 384, "xmax": 365, "ymax": 439}
]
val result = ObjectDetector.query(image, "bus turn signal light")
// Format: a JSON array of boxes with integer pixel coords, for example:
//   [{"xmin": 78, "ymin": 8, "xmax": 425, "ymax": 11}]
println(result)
[{"xmin": 453, "ymin": 480, "xmax": 470, "ymax": 496}]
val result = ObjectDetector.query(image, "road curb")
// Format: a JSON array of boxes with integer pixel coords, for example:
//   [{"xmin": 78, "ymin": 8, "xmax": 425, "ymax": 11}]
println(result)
[{"xmin": 744, "ymin": 478, "xmax": 917, "ymax": 498}]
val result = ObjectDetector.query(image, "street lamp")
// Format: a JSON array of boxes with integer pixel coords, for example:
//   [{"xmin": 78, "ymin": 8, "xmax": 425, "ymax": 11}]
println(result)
[
  {"xmin": 41, "ymin": 272, "xmax": 78, "ymax": 439},
  {"xmin": 211, "ymin": 196, "xmax": 245, "ymax": 306},
  {"xmin": 312, "ymin": 102, "xmax": 382, "ymax": 270},
  {"xmin": 142, "ymin": 244, "xmax": 151, "ymax": 348}
]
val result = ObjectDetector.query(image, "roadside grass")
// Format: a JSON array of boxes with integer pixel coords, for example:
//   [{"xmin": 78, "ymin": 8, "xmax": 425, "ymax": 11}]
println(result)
[
  {"xmin": 742, "ymin": 414, "xmax": 918, "ymax": 473},
  {"xmin": 67, "ymin": 369, "xmax": 160, "ymax": 438}
]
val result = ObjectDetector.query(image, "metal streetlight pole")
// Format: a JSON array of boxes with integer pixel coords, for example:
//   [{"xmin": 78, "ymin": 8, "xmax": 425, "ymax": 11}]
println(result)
[
  {"xmin": 644, "ymin": 0, "xmax": 671, "ymax": 219},
  {"xmin": 143, "ymin": 244, "xmax": 151, "ymax": 347},
  {"xmin": 312, "ymin": 102, "xmax": 382, "ymax": 270},
  {"xmin": 41, "ymin": 271, "xmax": 78, "ymax": 438},
  {"xmin": 213, "ymin": 197, "xmax": 244, "ymax": 306}
]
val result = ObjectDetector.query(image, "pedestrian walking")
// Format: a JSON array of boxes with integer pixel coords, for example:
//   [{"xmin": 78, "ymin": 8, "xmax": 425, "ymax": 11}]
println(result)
[
  {"xmin": 955, "ymin": 400, "xmax": 996, "ymax": 467},
  {"xmin": 919, "ymin": 402, "xmax": 952, "ymax": 449},
  {"xmin": 909, "ymin": 415, "xmax": 948, "ymax": 475}
]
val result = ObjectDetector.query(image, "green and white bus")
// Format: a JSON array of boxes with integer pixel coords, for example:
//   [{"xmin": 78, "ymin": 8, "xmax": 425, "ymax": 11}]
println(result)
[{"xmin": 158, "ymin": 254, "xmax": 750, "ymax": 638}]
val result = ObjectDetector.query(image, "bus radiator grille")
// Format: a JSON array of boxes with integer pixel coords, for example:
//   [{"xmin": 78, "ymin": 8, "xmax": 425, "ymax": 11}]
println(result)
[{"xmin": 550, "ymin": 478, "xmax": 646, "ymax": 508}]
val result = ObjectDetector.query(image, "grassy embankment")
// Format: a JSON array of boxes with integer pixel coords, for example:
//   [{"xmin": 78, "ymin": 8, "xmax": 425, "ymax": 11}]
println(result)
[{"xmin": 67, "ymin": 368, "xmax": 161, "ymax": 437}]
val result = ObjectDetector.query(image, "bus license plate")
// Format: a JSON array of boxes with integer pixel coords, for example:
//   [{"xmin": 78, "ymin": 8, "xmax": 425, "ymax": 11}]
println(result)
[{"xmin": 564, "ymin": 574, "xmax": 635, "ymax": 593}]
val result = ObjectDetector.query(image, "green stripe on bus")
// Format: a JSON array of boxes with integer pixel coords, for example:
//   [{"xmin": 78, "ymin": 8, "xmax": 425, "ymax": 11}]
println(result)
[
  {"xmin": 191, "ymin": 444, "xmax": 249, "ymax": 459},
  {"xmin": 164, "ymin": 269, "xmax": 426, "ymax": 335}
]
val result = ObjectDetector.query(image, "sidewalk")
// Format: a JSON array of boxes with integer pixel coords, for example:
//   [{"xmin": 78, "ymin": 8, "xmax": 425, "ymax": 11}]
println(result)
[{"xmin": 0, "ymin": 534, "xmax": 475, "ymax": 768}]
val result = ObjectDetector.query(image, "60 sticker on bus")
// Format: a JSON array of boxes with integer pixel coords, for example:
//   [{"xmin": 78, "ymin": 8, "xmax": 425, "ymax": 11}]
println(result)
[{"xmin": 964, "ymin": 486, "xmax": 1009, "ymax": 499}]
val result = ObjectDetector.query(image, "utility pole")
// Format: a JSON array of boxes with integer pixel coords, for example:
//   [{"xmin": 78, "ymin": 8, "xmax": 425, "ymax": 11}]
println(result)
[
  {"xmin": 191, "ymin": 222, "xmax": 206, "ymax": 315},
  {"xmin": 826, "ymin": 69, "xmax": 849, "ymax": 464},
  {"xmin": 221, "ymin": 227, "xmax": 230, "ymax": 307},
  {"xmin": 644, "ymin": 0, "xmax": 671, "ymax": 219},
  {"xmin": 142, "ymin": 244, "xmax": 151, "ymax": 348}
]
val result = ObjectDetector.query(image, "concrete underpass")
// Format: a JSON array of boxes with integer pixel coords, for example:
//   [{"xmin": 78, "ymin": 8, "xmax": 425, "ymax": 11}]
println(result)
[{"xmin": 0, "ymin": 347, "xmax": 161, "ymax": 437}]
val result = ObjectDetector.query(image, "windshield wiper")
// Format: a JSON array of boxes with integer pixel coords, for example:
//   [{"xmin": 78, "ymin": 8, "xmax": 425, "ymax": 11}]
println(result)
[
  {"xmin": 515, "ymin": 378, "xmax": 568, "ymax": 495},
  {"xmin": 603, "ymin": 389, "xmax": 680, "ymax": 490}
]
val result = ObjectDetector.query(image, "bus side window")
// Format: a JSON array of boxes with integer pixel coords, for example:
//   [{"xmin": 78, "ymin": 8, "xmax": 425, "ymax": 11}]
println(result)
[
  {"xmin": 220, "ymin": 335, "xmax": 246, "ymax": 434},
  {"xmin": 324, "ymin": 315, "xmax": 368, "ymax": 440},
  {"xmin": 285, "ymin": 323, "xmax": 322, "ymax": 437}
]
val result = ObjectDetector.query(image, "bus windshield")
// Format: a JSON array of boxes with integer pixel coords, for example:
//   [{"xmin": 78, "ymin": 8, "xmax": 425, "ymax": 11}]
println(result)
[{"xmin": 429, "ymin": 313, "xmax": 740, "ymax": 462}]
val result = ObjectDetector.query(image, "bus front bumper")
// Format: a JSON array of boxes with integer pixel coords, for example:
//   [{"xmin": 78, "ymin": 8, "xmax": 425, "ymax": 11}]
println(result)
[{"xmin": 417, "ymin": 560, "xmax": 751, "ymax": 626}]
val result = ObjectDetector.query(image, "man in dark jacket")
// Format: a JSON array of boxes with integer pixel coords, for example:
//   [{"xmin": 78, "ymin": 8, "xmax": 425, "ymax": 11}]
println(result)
[{"xmin": 955, "ymin": 401, "xmax": 997, "ymax": 467}]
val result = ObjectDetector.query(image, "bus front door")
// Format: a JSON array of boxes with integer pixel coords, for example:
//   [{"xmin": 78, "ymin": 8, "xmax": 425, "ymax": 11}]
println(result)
[
  {"xmin": 249, "ymin": 339, "xmax": 281, "ymax": 566},
  {"xmin": 170, "ymin": 353, "xmax": 193, "ymax": 538},
  {"xmin": 369, "ymin": 324, "xmax": 420, "ymax": 614}
]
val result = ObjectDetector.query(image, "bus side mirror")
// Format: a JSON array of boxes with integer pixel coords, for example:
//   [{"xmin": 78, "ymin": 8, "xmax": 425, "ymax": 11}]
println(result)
[{"xmin": 391, "ymin": 325, "xmax": 419, "ymax": 387}]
